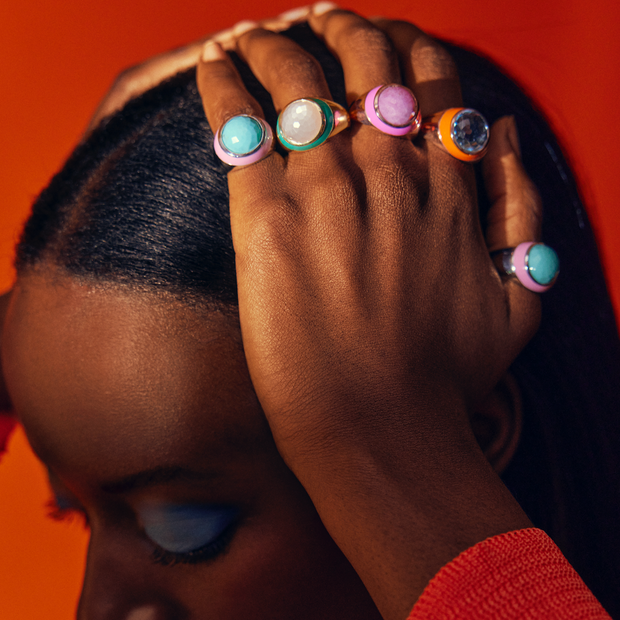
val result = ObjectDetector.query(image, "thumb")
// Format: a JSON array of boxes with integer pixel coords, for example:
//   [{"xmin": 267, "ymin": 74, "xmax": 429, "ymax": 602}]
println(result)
[{"xmin": 483, "ymin": 116, "xmax": 542, "ymax": 253}]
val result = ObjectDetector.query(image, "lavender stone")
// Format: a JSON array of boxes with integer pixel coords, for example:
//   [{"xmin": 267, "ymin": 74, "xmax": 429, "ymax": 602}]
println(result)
[{"xmin": 377, "ymin": 86, "xmax": 415, "ymax": 127}]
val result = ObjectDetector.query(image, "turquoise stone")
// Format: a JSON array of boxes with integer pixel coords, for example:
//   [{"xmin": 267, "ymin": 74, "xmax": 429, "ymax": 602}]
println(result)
[
  {"xmin": 221, "ymin": 116, "xmax": 263, "ymax": 155},
  {"xmin": 528, "ymin": 244, "xmax": 559, "ymax": 285}
]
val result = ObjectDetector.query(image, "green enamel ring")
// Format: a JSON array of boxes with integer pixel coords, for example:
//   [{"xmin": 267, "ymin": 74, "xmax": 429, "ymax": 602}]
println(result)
[{"xmin": 277, "ymin": 98, "xmax": 349, "ymax": 152}]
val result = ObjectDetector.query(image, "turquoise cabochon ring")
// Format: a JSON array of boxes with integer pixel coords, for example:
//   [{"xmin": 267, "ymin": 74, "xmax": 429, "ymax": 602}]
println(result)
[
  {"xmin": 277, "ymin": 98, "xmax": 350, "ymax": 152},
  {"xmin": 492, "ymin": 242, "xmax": 560, "ymax": 293},
  {"xmin": 214, "ymin": 114, "xmax": 274, "ymax": 166}
]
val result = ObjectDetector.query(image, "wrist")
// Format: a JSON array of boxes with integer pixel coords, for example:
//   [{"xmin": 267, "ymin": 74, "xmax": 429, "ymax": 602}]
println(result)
[{"xmin": 284, "ymin": 406, "xmax": 531, "ymax": 620}]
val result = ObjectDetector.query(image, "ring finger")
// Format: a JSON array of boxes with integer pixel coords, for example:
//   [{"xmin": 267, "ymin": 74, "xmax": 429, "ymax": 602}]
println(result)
[
  {"xmin": 370, "ymin": 18, "xmax": 462, "ymax": 116},
  {"xmin": 307, "ymin": 7, "xmax": 401, "ymax": 103}
]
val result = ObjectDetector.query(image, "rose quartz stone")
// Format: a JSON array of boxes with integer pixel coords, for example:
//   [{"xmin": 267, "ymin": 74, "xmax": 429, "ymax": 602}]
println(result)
[{"xmin": 377, "ymin": 86, "xmax": 415, "ymax": 127}]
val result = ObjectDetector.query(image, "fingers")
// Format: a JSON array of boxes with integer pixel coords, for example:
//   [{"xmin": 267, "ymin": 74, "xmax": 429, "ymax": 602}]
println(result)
[
  {"xmin": 234, "ymin": 25, "xmax": 332, "ymax": 112},
  {"xmin": 307, "ymin": 7, "xmax": 401, "ymax": 103},
  {"xmin": 483, "ymin": 116, "xmax": 542, "ymax": 341},
  {"xmin": 370, "ymin": 18, "xmax": 462, "ymax": 116},
  {"xmin": 483, "ymin": 116, "xmax": 542, "ymax": 253},
  {"xmin": 197, "ymin": 41, "xmax": 265, "ymax": 137}
]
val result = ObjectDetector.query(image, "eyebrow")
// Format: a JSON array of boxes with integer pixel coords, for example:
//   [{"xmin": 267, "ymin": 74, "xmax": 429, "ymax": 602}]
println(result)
[{"xmin": 100, "ymin": 466, "xmax": 217, "ymax": 495}]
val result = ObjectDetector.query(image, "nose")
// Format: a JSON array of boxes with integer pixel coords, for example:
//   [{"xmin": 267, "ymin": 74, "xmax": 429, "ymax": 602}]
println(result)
[{"xmin": 76, "ymin": 531, "xmax": 188, "ymax": 620}]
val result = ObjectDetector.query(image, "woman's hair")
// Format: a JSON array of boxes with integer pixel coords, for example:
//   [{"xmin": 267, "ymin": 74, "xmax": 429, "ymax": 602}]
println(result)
[{"xmin": 15, "ymin": 24, "xmax": 620, "ymax": 616}]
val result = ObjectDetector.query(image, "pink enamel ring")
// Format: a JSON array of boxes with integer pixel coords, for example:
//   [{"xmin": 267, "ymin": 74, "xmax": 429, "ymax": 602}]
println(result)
[
  {"xmin": 492, "ymin": 242, "xmax": 560, "ymax": 293},
  {"xmin": 214, "ymin": 115, "xmax": 274, "ymax": 166},
  {"xmin": 349, "ymin": 84, "xmax": 421, "ymax": 136}
]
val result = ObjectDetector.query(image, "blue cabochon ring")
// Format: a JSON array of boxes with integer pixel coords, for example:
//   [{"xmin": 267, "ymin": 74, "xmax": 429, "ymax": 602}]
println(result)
[
  {"xmin": 214, "ymin": 114, "xmax": 274, "ymax": 166},
  {"xmin": 492, "ymin": 242, "xmax": 560, "ymax": 292},
  {"xmin": 277, "ymin": 98, "xmax": 350, "ymax": 152}
]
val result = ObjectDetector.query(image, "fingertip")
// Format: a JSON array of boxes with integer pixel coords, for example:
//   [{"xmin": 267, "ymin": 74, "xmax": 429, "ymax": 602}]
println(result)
[
  {"xmin": 278, "ymin": 6, "xmax": 312, "ymax": 22},
  {"xmin": 233, "ymin": 20, "xmax": 261, "ymax": 39},
  {"xmin": 201, "ymin": 40, "xmax": 227, "ymax": 63},
  {"xmin": 312, "ymin": 1, "xmax": 340, "ymax": 16},
  {"xmin": 308, "ymin": 1, "xmax": 343, "ymax": 34}
]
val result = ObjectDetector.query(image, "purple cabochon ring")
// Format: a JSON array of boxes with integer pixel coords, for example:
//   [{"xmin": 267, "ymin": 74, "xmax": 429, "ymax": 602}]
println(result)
[
  {"xmin": 214, "ymin": 114, "xmax": 274, "ymax": 167},
  {"xmin": 349, "ymin": 84, "xmax": 421, "ymax": 136},
  {"xmin": 492, "ymin": 242, "xmax": 560, "ymax": 293}
]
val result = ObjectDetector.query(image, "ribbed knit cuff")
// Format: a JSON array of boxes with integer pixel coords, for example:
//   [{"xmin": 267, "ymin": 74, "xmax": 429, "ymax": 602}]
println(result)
[{"xmin": 407, "ymin": 528, "xmax": 610, "ymax": 620}]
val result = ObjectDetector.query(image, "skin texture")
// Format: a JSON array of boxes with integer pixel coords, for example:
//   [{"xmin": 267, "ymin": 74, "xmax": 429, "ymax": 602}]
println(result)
[
  {"xmin": 3, "ymin": 273, "xmax": 382, "ymax": 620},
  {"xmin": 197, "ymin": 9, "xmax": 540, "ymax": 619},
  {"xmin": 1, "ymin": 6, "xmax": 546, "ymax": 620}
]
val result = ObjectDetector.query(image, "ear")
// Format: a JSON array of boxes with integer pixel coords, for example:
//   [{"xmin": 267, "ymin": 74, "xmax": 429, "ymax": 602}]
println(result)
[{"xmin": 470, "ymin": 373, "xmax": 522, "ymax": 474}]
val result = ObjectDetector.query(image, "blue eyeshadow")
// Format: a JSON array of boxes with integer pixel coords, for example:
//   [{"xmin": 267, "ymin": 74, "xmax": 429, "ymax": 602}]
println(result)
[{"xmin": 139, "ymin": 504, "xmax": 238, "ymax": 554}]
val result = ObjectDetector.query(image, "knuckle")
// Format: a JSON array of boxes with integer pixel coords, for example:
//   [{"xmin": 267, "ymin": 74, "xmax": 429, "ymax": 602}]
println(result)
[
  {"xmin": 340, "ymin": 23, "xmax": 395, "ymax": 58},
  {"xmin": 271, "ymin": 50, "xmax": 324, "ymax": 88},
  {"xmin": 412, "ymin": 39, "xmax": 458, "ymax": 81}
]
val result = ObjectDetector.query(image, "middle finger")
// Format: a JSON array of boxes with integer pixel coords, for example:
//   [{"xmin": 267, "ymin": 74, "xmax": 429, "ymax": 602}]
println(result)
[{"xmin": 235, "ymin": 26, "xmax": 333, "ymax": 112}]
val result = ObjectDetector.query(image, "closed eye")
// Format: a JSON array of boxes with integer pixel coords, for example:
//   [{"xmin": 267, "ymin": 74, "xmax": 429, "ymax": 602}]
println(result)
[{"xmin": 138, "ymin": 503, "xmax": 239, "ymax": 565}]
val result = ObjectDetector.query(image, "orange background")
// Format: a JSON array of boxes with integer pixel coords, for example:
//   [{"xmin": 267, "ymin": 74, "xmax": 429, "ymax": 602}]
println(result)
[{"xmin": 1, "ymin": 0, "xmax": 619, "ymax": 617}]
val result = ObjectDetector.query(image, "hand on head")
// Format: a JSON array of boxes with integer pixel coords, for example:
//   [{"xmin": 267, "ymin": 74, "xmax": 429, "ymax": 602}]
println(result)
[
  {"xmin": 196, "ymin": 6, "xmax": 545, "ymax": 618},
  {"xmin": 0, "ymin": 6, "xmax": 565, "ymax": 620}
]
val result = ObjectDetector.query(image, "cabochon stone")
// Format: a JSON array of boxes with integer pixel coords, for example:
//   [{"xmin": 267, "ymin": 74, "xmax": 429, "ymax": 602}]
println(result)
[
  {"xmin": 377, "ymin": 86, "xmax": 415, "ymax": 127},
  {"xmin": 528, "ymin": 244, "xmax": 560, "ymax": 285},
  {"xmin": 221, "ymin": 116, "xmax": 263, "ymax": 155},
  {"xmin": 280, "ymin": 100, "xmax": 323, "ymax": 145}
]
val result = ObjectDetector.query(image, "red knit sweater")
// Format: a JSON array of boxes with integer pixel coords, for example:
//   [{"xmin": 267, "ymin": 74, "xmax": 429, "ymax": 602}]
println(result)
[{"xmin": 408, "ymin": 528, "xmax": 611, "ymax": 619}]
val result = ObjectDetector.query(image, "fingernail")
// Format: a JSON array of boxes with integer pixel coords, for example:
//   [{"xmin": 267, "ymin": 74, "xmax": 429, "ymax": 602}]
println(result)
[
  {"xmin": 312, "ymin": 1, "xmax": 339, "ymax": 16},
  {"xmin": 279, "ymin": 6, "xmax": 311, "ymax": 22},
  {"xmin": 202, "ymin": 40, "xmax": 226, "ymax": 62},
  {"xmin": 506, "ymin": 115, "xmax": 522, "ymax": 159},
  {"xmin": 233, "ymin": 20, "xmax": 260, "ymax": 38}
]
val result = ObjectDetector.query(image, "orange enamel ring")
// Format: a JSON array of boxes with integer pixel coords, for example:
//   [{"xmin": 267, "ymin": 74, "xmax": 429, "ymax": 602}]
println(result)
[{"xmin": 421, "ymin": 108, "xmax": 490, "ymax": 162}]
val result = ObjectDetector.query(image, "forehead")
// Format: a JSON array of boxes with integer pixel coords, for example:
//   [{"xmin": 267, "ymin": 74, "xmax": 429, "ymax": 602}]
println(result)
[{"xmin": 2, "ymin": 273, "xmax": 271, "ymax": 483}]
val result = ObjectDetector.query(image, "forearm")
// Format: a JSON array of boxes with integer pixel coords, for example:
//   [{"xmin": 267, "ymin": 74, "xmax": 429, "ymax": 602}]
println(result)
[{"xmin": 288, "ymin": 403, "xmax": 531, "ymax": 620}]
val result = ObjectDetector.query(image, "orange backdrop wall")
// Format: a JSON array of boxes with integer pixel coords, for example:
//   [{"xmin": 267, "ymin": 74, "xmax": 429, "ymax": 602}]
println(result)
[{"xmin": 1, "ymin": 0, "xmax": 619, "ymax": 617}]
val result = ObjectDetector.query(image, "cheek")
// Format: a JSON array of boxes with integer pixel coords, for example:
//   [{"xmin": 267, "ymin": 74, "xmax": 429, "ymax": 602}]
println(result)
[{"xmin": 199, "ymin": 503, "xmax": 375, "ymax": 620}]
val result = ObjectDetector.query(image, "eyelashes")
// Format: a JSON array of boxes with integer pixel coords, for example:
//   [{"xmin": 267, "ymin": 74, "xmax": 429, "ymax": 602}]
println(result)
[
  {"xmin": 46, "ymin": 495, "xmax": 238, "ymax": 567},
  {"xmin": 45, "ymin": 497, "xmax": 89, "ymax": 529},
  {"xmin": 138, "ymin": 504, "xmax": 240, "ymax": 566}
]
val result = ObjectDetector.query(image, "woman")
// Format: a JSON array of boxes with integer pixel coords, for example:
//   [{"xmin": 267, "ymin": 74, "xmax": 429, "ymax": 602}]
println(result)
[{"xmin": 1, "ymin": 6, "xmax": 619, "ymax": 618}]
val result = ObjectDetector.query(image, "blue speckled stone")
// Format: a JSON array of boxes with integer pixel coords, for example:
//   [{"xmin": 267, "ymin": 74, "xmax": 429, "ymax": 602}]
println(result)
[
  {"xmin": 528, "ymin": 244, "xmax": 559, "ymax": 285},
  {"xmin": 221, "ymin": 116, "xmax": 262, "ymax": 155}
]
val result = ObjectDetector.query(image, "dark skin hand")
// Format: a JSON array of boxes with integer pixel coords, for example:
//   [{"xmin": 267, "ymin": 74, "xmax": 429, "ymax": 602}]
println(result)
[{"xmin": 197, "ymin": 7, "xmax": 542, "ymax": 620}]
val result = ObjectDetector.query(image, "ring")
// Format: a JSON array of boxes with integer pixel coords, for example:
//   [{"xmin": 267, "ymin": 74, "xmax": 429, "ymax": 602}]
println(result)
[
  {"xmin": 214, "ymin": 115, "xmax": 274, "ymax": 166},
  {"xmin": 492, "ymin": 242, "xmax": 560, "ymax": 292},
  {"xmin": 349, "ymin": 84, "xmax": 421, "ymax": 136},
  {"xmin": 421, "ymin": 108, "xmax": 490, "ymax": 162},
  {"xmin": 277, "ymin": 98, "xmax": 349, "ymax": 152}
]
